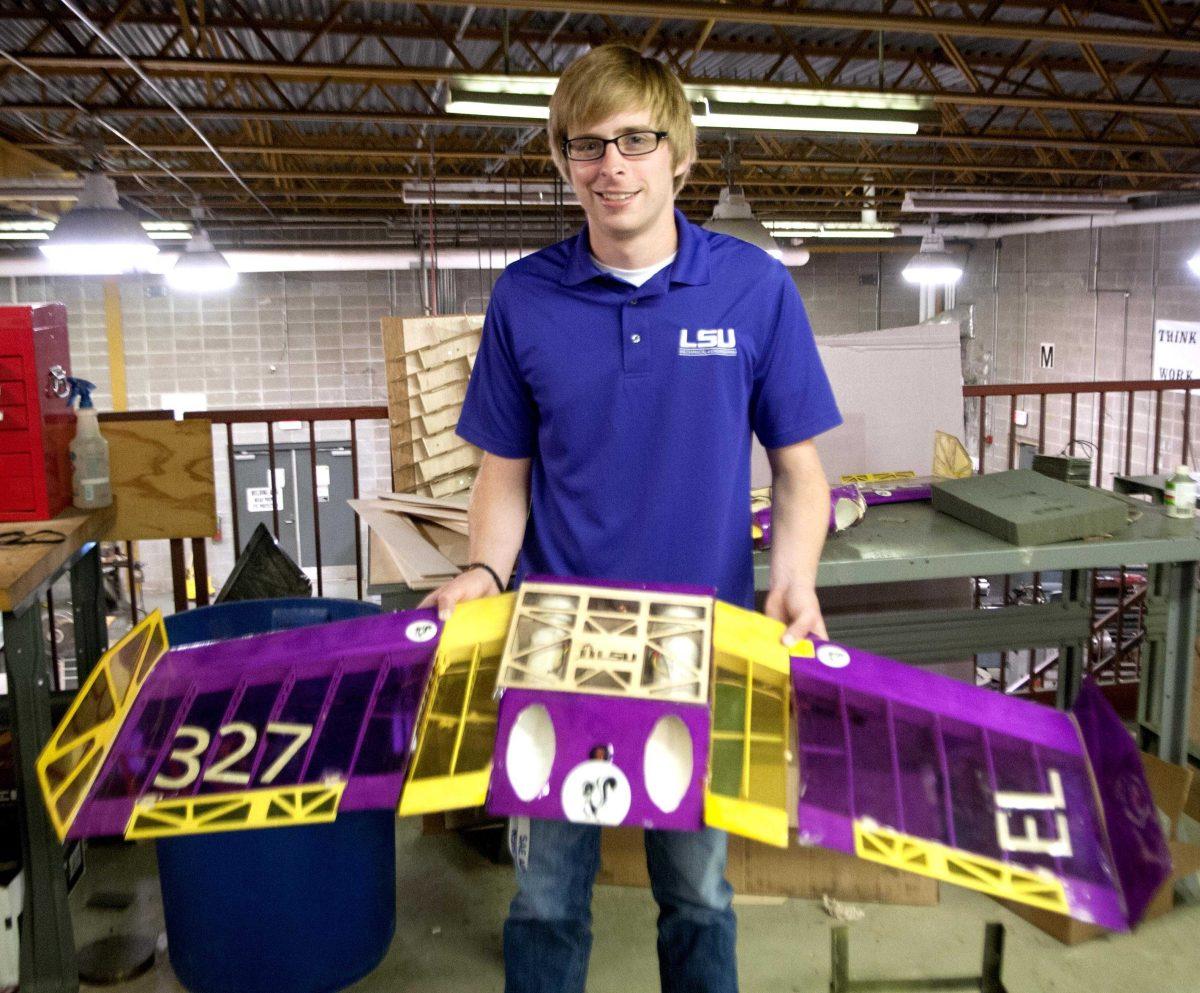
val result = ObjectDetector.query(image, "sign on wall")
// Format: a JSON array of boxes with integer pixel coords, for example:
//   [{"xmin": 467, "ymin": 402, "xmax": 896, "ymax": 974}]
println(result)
[
  {"xmin": 1039, "ymin": 343, "xmax": 1055, "ymax": 370},
  {"xmin": 1152, "ymin": 319, "xmax": 1200, "ymax": 381}
]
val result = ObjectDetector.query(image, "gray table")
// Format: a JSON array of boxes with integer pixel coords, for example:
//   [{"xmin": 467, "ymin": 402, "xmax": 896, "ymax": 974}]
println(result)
[
  {"xmin": 0, "ymin": 507, "xmax": 113, "ymax": 993},
  {"xmin": 754, "ymin": 497, "xmax": 1200, "ymax": 764},
  {"xmin": 371, "ymin": 497, "xmax": 1200, "ymax": 764}
]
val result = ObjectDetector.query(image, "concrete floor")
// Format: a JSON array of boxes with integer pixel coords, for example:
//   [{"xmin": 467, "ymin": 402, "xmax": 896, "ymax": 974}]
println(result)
[{"xmin": 69, "ymin": 818, "xmax": 1200, "ymax": 993}]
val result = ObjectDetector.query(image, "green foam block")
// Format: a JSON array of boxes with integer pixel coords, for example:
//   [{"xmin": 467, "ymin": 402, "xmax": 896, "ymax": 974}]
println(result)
[{"xmin": 931, "ymin": 470, "xmax": 1131, "ymax": 546}]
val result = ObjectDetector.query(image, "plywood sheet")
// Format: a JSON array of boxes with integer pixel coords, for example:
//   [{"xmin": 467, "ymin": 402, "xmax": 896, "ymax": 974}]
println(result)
[
  {"xmin": 415, "ymin": 520, "xmax": 470, "ymax": 562},
  {"xmin": 103, "ymin": 419, "xmax": 217, "ymax": 541},
  {"xmin": 368, "ymin": 528, "xmax": 406, "ymax": 587},
  {"xmin": 350, "ymin": 499, "xmax": 459, "ymax": 588},
  {"xmin": 378, "ymin": 491, "xmax": 469, "ymax": 512},
  {"xmin": 382, "ymin": 314, "xmax": 483, "ymax": 497}
]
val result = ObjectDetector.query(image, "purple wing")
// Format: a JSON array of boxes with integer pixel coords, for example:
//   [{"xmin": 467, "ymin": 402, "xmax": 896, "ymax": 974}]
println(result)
[
  {"xmin": 68, "ymin": 609, "xmax": 440, "ymax": 839},
  {"xmin": 792, "ymin": 640, "xmax": 1165, "ymax": 931}
]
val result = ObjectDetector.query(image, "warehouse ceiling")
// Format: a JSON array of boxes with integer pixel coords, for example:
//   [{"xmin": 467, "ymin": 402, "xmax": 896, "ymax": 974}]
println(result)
[{"xmin": 0, "ymin": 0, "xmax": 1199, "ymax": 250}]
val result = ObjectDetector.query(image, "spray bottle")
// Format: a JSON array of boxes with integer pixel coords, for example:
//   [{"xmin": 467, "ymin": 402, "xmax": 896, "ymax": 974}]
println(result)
[{"xmin": 66, "ymin": 378, "xmax": 112, "ymax": 510}]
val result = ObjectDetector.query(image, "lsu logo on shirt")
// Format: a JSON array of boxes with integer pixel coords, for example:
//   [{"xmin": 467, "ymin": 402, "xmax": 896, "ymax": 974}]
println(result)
[{"xmin": 678, "ymin": 327, "xmax": 736, "ymax": 357}]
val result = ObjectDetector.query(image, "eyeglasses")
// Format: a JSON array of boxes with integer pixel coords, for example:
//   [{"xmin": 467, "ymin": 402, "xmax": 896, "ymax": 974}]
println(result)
[{"xmin": 561, "ymin": 131, "xmax": 668, "ymax": 162}]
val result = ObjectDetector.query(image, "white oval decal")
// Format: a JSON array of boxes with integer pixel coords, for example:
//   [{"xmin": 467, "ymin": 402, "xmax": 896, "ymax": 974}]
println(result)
[
  {"xmin": 505, "ymin": 704, "xmax": 556, "ymax": 802},
  {"xmin": 405, "ymin": 620, "xmax": 439, "ymax": 643},
  {"xmin": 816, "ymin": 645, "xmax": 851, "ymax": 669},
  {"xmin": 561, "ymin": 760, "xmax": 631, "ymax": 825},
  {"xmin": 644, "ymin": 715, "xmax": 693, "ymax": 814}
]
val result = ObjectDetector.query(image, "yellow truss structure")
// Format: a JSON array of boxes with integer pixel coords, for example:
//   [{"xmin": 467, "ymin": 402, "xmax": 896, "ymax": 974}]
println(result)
[
  {"xmin": 398, "ymin": 593, "xmax": 514, "ymax": 817},
  {"xmin": 854, "ymin": 822, "xmax": 1070, "ymax": 914},
  {"xmin": 703, "ymin": 603, "xmax": 810, "ymax": 849},
  {"xmin": 37, "ymin": 611, "xmax": 170, "ymax": 842},
  {"xmin": 126, "ymin": 782, "xmax": 346, "ymax": 839}
]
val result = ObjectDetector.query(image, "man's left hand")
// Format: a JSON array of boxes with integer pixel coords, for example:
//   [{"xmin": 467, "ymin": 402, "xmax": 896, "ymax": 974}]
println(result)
[{"xmin": 763, "ymin": 579, "xmax": 828, "ymax": 646}]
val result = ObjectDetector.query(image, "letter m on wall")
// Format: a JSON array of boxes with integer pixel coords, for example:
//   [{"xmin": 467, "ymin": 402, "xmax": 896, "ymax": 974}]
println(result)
[{"xmin": 1039, "ymin": 343, "xmax": 1054, "ymax": 370}]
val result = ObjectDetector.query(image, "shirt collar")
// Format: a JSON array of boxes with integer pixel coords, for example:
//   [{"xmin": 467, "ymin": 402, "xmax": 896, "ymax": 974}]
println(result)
[{"xmin": 561, "ymin": 209, "xmax": 711, "ymax": 288}]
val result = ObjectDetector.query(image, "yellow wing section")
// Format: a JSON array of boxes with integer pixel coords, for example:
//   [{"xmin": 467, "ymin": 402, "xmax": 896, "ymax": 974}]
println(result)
[
  {"xmin": 37, "ymin": 612, "xmax": 170, "ymax": 841},
  {"xmin": 398, "ymin": 592, "xmax": 515, "ymax": 817},
  {"xmin": 704, "ymin": 602, "xmax": 804, "ymax": 848}
]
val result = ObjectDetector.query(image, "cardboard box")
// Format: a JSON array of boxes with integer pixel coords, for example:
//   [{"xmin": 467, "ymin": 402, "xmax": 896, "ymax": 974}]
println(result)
[
  {"xmin": 999, "ymin": 752, "xmax": 1200, "ymax": 943},
  {"xmin": 598, "ymin": 828, "xmax": 938, "ymax": 905}
]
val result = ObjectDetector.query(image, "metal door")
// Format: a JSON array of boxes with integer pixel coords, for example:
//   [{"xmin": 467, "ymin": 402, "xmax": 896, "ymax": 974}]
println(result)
[
  {"xmin": 231, "ymin": 441, "xmax": 356, "ymax": 569},
  {"xmin": 292, "ymin": 443, "xmax": 356, "ymax": 568},
  {"xmin": 231, "ymin": 446, "xmax": 301, "ymax": 563}
]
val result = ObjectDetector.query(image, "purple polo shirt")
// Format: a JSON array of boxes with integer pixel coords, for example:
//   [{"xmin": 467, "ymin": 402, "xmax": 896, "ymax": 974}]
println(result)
[{"xmin": 456, "ymin": 210, "xmax": 841, "ymax": 607}]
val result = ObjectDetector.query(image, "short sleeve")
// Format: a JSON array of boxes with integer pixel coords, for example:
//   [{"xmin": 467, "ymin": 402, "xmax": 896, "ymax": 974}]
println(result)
[
  {"xmin": 750, "ymin": 267, "xmax": 842, "ymax": 449},
  {"xmin": 456, "ymin": 281, "xmax": 537, "ymax": 458}
]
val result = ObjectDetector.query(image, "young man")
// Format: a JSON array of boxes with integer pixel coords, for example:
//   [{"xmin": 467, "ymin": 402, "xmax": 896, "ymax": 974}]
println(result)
[{"xmin": 421, "ymin": 44, "xmax": 841, "ymax": 993}]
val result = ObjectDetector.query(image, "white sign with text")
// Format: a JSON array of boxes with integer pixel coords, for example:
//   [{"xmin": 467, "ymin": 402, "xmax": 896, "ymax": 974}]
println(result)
[{"xmin": 1153, "ymin": 319, "xmax": 1200, "ymax": 382}]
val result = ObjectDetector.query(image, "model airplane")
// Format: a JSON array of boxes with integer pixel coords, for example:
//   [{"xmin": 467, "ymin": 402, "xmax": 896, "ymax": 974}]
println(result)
[{"xmin": 38, "ymin": 577, "xmax": 1169, "ymax": 931}]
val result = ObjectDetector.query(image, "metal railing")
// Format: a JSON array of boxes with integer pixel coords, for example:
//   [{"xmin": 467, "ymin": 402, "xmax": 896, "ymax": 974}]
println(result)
[
  {"xmin": 98, "ymin": 377, "xmax": 1200, "ymax": 708},
  {"xmin": 965, "ymin": 378, "xmax": 1200, "ymax": 704},
  {"xmin": 181, "ymin": 405, "xmax": 388, "ymax": 607},
  {"xmin": 89, "ymin": 405, "xmax": 389, "ymax": 621},
  {"xmin": 966, "ymin": 377, "xmax": 1200, "ymax": 484}
]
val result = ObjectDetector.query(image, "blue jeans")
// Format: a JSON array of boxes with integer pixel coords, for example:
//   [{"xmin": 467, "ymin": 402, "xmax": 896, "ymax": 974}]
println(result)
[{"xmin": 503, "ymin": 818, "xmax": 737, "ymax": 993}]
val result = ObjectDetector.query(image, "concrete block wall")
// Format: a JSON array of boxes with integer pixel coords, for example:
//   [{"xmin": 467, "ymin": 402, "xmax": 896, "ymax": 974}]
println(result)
[
  {"xmin": 8, "ymin": 269, "xmax": 424, "ymax": 589},
  {"xmin": 957, "ymin": 220, "xmax": 1200, "ymax": 481}
]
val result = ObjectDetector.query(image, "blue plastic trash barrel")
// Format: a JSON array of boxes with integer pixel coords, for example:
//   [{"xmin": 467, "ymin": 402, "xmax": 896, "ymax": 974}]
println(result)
[{"xmin": 158, "ymin": 598, "xmax": 395, "ymax": 993}]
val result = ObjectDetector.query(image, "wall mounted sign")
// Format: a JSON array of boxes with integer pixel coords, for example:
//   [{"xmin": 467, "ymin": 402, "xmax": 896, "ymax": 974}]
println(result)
[{"xmin": 1152, "ymin": 319, "xmax": 1200, "ymax": 382}]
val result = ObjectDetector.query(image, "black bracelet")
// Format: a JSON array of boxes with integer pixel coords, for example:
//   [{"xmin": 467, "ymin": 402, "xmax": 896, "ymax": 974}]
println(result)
[{"xmin": 465, "ymin": 561, "xmax": 505, "ymax": 593}]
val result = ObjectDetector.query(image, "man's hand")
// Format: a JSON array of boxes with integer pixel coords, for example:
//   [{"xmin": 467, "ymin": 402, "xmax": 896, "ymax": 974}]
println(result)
[
  {"xmin": 419, "ymin": 566, "xmax": 501, "ymax": 621},
  {"xmin": 763, "ymin": 578, "xmax": 828, "ymax": 646}
]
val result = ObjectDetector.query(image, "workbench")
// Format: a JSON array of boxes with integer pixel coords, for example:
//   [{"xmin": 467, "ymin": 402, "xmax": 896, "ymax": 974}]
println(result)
[
  {"xmin": 370, "ymin": 496, "xmax": 1200, "ymax": 764},
  {"xmin": 1, "ymin": 506, "xmax": 113, "ymax": 993}
]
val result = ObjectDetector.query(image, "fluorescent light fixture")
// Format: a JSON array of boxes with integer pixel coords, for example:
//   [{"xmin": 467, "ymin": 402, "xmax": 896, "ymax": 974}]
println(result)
[
  {"xmin": 0, "ymin": 220, "xmax": 54, "ymax": 232},
  {"xmin": 447, "ymin": 74, "xmax": 557, "ymax": 97},
  {"xmin": 703, "ymin": 188, "xmax": 783, "ymax": 260},
  {"xmin": 446, "ymin": 88, "xmax": 550, "ymax": 120},
  {"xmin": 166, "ymin": 228, "xmax": 237, "ymax": 292},
  {"xmin": 0, "ymin": 219, "xmax": 188, "ymax": 235},
  {"xmin": 446, "ymin": 75, "xmax": 934, "ymax": 135},
  {"xmin": 902, "ymin": 230, "xmax": 962, "ymax": 286},
  {"xmin": 692, "ymin": 82, "xmax": 931, "ymax": 113},
  {"xmin": 1189, "ymin": 248, "xmax": 1200, "ymax": 279},
  {"xmin": 144, "ymin": 221, "xmax": 192, "ymax": 240},
  {"xmin": 902, "ymin": 191, "xmax": 1133, "ymax": 215},
  {"xmin": 764, "ymin": 221, "xmax": 897, "ymax": 239},
  {"xmin": 694, "ymin": 98, "xmax": 924, "ymax": 135},
  {"xmin": 401, "ymin": 180, "xmax": 576, "ymax": 207},
  {"xmin": 39, "ymin": 172, "xmax": 159, "ymax": 272}
]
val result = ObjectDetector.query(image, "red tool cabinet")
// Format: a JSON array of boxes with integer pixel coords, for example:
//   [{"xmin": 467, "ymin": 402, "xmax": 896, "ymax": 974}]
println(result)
[{"xmin": 0, "ymin": 303, "xmax": 75, "ymax": 521}]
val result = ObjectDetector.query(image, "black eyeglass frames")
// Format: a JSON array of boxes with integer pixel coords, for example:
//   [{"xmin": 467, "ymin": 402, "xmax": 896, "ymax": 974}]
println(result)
[{"xmin": 561, "ymin": 131, "xmax": 668, "ymax": 162}]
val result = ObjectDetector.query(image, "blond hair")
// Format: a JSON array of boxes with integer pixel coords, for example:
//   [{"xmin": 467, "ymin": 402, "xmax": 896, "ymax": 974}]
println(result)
[{"xmin": 548, "ymin": 45, "xmax": 696, "ymax": 194}]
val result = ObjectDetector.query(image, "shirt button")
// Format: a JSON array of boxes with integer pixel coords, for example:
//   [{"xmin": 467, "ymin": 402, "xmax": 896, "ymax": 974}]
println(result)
[
  {"xmin": 631, "ymin": 334, "xmax": 641, "ymax": 344},
  {"xmin": 629, "ymin": 298, "xmax": 638, "ymax": 306}
]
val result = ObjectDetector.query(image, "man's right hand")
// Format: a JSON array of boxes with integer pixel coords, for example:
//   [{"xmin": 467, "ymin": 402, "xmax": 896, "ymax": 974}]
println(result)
[{"xmin": 418, "ymin": 566, "xmax": 501, "ymax": 621}]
